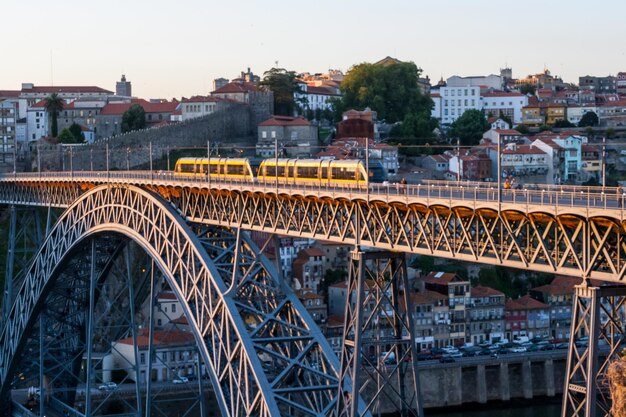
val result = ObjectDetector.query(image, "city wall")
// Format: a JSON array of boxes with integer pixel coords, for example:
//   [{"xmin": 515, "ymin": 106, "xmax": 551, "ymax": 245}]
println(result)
[{"xmin": 359, "ymin": 355, "xmax": 566, "ymax": 413}]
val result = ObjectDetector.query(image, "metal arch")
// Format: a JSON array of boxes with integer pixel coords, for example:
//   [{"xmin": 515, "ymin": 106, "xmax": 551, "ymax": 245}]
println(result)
[{"xmin": 0, "ymin": 184, "xmax": 357, "ymax": 417}]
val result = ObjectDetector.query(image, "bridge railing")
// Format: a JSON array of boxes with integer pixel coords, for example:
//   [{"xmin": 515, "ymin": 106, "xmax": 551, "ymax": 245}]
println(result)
[{"xmin": 0, "ymin": 171, "xmax": 623, "ymax": 211}]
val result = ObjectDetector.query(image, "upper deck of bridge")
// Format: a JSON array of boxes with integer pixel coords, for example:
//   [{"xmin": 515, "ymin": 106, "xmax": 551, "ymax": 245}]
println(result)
[{"xmin": 0, "ymin": 171, "xmax": 623, "ymax": 219}]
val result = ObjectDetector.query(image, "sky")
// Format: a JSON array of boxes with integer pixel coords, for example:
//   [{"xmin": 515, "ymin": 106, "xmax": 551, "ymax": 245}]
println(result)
[{"xmin": 2, "ymin": 0, "xmax": 625, "ymax": 100}]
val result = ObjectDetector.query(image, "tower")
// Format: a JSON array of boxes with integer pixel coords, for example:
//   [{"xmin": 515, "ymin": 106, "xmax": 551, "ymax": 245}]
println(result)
[{"xmin": 116, "ymin": 74, "xmax": 132, "ymax": 97}]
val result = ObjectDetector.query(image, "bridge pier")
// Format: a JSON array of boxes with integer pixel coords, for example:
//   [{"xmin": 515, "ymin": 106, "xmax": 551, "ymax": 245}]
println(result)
[
  {"xmin": 562, "ymin": 284, "xmax": 626, "ymax": 417},
  {"xmin": 337, "ymin": 250, "xmax": 422, "ymax": 417}
]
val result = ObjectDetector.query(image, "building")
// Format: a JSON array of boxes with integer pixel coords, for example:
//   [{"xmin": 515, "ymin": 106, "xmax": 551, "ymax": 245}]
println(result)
[
  {"xmin": 26, "ymin": 101, "xmax": 49, "ymax": 142},
  {"xmin": 617, "ymin": 72, "xmax": 626, "ymax": 95},
  {"xmin": 505, "ymin": 295, "xmax": 550, "ymax": 340},
  {"xmin": 276, "ymin": 236, "xmax": 316, "ymax": 281},
  {"xmin": 579, "ymin": 75, "xmax": 616, "ymax": 94},
  {"xmin": 295, "ymin": 82, "xmax": 340, "ymax": 113},
  {"xmin": 532, "ymin": 133, "xmax": 585, "ymax": 184},
  {"xmin": 111, "ymin": 329, "xmax": 197, "ymax": 383},
  {"xmin": 468, "ymin": 286, "xmax": 505, "ymax": 344},
  {"xmin": 446, "ymin": 75, "xmax": 503, "ymax": 90},
  {"xmin": 147, "ymin": 291, "xmax": 184, "ymax": 328},
  {"xmin": 409, "ymin": 291, "xmax": 435, "ymax": 351},
  {"xmin": 178, "ymin": 96, "xmax": 224, "ymax": 121},
  {"xmin": 0, "ymin": 98, "xmax": 18, "ymax": 152},
  {"xmin": 530, "ymin": 276, "xmax": 584, "ymax": 340},
  {"xmin": 295, "ymin": 289, "xmax": 327, "ymax": 328},
  {"xmin": 95, "ymin": 99, "xmax": 179, "ymax": 139},
  {"xmin": 433, "ymin": 84, "xmax": 481, "ymax": 125},
  {"xmin": 18, "ymin": 83, "xmax": 113, "ymax": 119},
  {"xmin": 115, "ymin": 74, "xmax": 132, "ymax": 97},
  {"xmin": 257, "ymin": 116, "xmax": 317, "ymax": 157},
  {"xmin": 566, "ymin": 105, "xmax": 598, "ymax": 125},
  {"xmin": 318, "ymin": 241, "xmax": 351, "ymax": 272},
  {"xmin": 482, "ymin": 129, "xmax": 526, "ymax": 146},
  {"xmin": 500, "ymin": 144, "xmax": 549, "ymax": 179},
  {"xmin": 481, "ymin": 92, "xmax": 528, "ymax": 124},
  {"xmin": 422, "ymin": 154, "xmax": 451, "ymax": 179},
  {"xmin": 292, "ymin": 247, "xmax": 326, "ymax": 293},
  {"xmin": 423, "ymin": 272, "xmax": 471, "ymax": 346},
  {"xmin": 337, "ymin": 109, "xmax": 376, "ymax": 140}
]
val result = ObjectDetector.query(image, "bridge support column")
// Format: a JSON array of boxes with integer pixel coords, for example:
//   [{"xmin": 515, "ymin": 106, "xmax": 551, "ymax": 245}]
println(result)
[
  {"xmin": 545, "ymin": 359, "xmax": 555, "ymax": 397},
  {"xmin": 477, "ymin": 364, "xmax": 487, "ymax": 404},
  {"xmin": 562, "ymin": 284, "xmax": 626, "ymax": 417},
  {"xmin": 337, "ymin": 250, "xmax": 422, "ymax": 417},
  {"xmin": 499, "ymin": 363, "xmax": 510, "ymax": 401}
]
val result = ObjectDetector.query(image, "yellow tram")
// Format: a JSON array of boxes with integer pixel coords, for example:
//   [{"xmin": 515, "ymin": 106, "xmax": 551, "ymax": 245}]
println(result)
[{"xmin": 174, "ymin": 157, "xmax": 256, "ymax": 181}]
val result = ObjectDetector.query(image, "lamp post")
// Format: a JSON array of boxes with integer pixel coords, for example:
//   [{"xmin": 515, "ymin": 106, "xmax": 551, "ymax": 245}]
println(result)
[
  {"xmin": 126, "ymin": 147, "xmax": 130, "ymax": 171},
  {"xmin": 602, "ymin": 136, "xmax": 606, "ymax": 188},
  {"xmin": 457, "ymin": 137, "xmax": 461, "ymax": 183},
  {"xmin": 207, "ymin": 140, "xmax": 211, "ymax": 187},
  {"xmin": 497, "ymin": 137, "xmax": 501, "ymax": 206},
  {"xmin": 275, "ymin": 137, "xmax": 278, "ymax": 193},
  {"xmin": 365, "ymin": 136, "xmax": 369, "ymax": 201}
]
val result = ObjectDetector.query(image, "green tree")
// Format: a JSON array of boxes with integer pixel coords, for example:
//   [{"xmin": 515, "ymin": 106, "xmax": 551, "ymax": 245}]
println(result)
[
  {"xmin": 448, "ymin": 109, "xmax": 489, "ymax": 146},
  {"xmin": 606, "ymin": 128, "xmax": 616, "ymax": 139},
  {"xmin": 121, "ymin": 104, "xmax": 146, "ymax": 133},
  {"xmin": 68, "ymin": 123, "xmax": 85, "ymax": 143},
  {"xmin": 515, "ymin": 124, "xmax": 530, "ymax": 134},
  {"xmin": 337, "ymin": 60, "xmax": 433, "ymax": 124},
  {"xmin": 44, "ymin": 93, "xmax": 64, "ymax": 137},
  {"xmin": 519, "ymin": 83, "xmax": 536, "ymax": 95},
  {"xmin": 321, "ymin": 268, "xmax": 347, "ymax": 296},
  {"xmin": 57, "ymin": 128, "xmax": 75, "ymax": 144},
  {"xmin": 553, "ymin": 119, "xmax": 574, "ymax": 128},
  {"xmin": 260, "ymin": 68, "xmax": 303, "ymax": 116},
  {"xmin": 578, "ymin": 111, "xmax": 599, "ymax": 127}
]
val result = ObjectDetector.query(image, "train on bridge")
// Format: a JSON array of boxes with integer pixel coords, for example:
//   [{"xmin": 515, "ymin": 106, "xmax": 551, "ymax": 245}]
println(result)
[{"xmin": 174, "ymin": 157, "xmax": 387, "ymax": 187}]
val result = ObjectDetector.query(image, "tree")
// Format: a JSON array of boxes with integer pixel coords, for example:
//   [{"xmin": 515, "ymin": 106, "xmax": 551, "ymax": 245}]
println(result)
[
  {"xmin": 44, "ymin": 93, "xmax": 64, "ymax": 137},
  {"xmin": 606, "ymin": 128, "xmax": 616, "ymax": 139},
  {"xmin": 68, "ymin": 123, "xmax": 85, "ymax": 143},
  {"xmin": 553, "ymin": 119, "xmax": 575, "ymax": 128},
  {"xmin": 578, "ymin": 111, "xmax": 599, "ymax": 127},
  {"xmin": 515, "ymin": 124, "xmax": 530, "ymax": 134},
  {"xmin": 57, "ymin": 128, "xmax": 75, "ymax": 144},
  {"xmin": 260, "ymin": 68, "xmax": 302, "ymax": 116},
  {"xmin": 448, "ymin": 109, "xmax": 489, "ymax": 146},
  {"xmin": 121, "ymin": 104, "xmax": 146, "ymax": 133},
  {"xmin": 519, "ymin": 83, "xmax": 536, "ymax": 96}
]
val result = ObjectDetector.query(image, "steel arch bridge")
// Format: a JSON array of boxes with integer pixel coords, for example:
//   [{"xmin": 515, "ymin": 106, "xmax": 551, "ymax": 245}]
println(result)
[
  {"xmin": 0, "ymin": 183, "xmax": 356, "ymax": 417},
  {"xmin": 1, "ymin": 171, "xmax": 626, "ymax": 417}
]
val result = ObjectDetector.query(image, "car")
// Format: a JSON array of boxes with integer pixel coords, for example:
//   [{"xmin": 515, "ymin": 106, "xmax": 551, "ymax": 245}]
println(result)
[
  {"xmin": 173, "ymin": 376, "xmax": 189, "ymax": 384},
  {"xmin": 98, "ymin": 382, "xmax": 117, "ymax": 391},
  {"xmin": 439, "ymin": 355, "xmax": 455, "ymax": 363},
  {"xmin": 508, "ymin": 346, "xmax": 527, "ymax": 353}
]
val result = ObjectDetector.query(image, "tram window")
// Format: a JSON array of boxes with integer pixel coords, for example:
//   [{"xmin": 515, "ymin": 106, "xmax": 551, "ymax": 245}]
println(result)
[
  {"xmin": 228, "ymin": 164, "xmax": 244, "ymax": 176},
  {"xmin": 332, "ymin": 167, "xmax": 355, "ymax": 180},
  {"xmin": 265, "ymin": 165, "xmax": 276, "ymax": 176},
  {"xmin": 178, "ymin": 163, "xmax": 195, "ymax": 173},
  {"xmin": 277, "ymin": 166, "xmax": 286, "ymax": 177},
  {"xmin": 288, "ymin": 166, "xmax": 294, "ymax": 177},
  {"xmin": 297, "ymin": 166, "xmax": 318, "ymax": 179},
  {"xmin": 320, "ymin": 167, "xmax": 329, "ymax": 179},
  {"xmin": 209, "ymin": 164, "xmax": 219, "ymax": 174}
]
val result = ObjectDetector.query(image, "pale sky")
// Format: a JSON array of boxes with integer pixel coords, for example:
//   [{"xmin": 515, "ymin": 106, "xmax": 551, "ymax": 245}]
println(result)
[{"xmin": 2, "ymin": 0, "xmax": 625, "ymax": 99}]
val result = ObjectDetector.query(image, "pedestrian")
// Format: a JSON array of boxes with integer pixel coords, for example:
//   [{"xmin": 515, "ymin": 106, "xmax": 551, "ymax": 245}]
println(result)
[
  {"xmin": 400, "ymin": 177, "xmax": 407, "ymax": 194},
  {"xmin": 618, "ymin": 184, "xmax": 624, "ymax": 208}
]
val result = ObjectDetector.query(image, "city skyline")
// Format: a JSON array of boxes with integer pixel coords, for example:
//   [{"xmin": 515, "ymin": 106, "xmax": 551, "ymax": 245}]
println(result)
[{"xmin": 2, "ymin": 0, "xmax": 625, "ymax": 99}]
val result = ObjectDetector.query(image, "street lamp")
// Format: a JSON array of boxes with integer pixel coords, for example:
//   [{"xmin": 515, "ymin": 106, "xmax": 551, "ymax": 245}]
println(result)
[{"xmin": 497, "ymin": 137, "xmax": 501, "ymax": 206}]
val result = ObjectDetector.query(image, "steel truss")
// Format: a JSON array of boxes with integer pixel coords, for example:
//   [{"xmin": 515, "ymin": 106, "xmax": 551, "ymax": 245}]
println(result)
[
  {"xmin": 563, "ymin": 284, "xmax": 626, "ymax": 417},
  {"xmin": 0, "ymin": 184, "xmax": 353, "ymax": 416},
  {"xmin": 337, "ymin": 250, "xmax": 421, "ymax": 417},
  {"xmin": 0, "ymin": 181, "xmax": 625, "ymax": 282}
]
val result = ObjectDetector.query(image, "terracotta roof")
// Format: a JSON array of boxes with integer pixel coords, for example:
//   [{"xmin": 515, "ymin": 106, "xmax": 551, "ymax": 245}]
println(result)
[
  {"xmin": 424, "ymin": 271, "xmax": 466, "ymax": 284},
  {"xmin": 259, "ymin": 116, "xmax": 310, "ymax": 127},
  {"xmin": 21, "ymin": 85, "xmax": 113, "ymax": 94},
  {"xmin": 171, "ymin": 315, "xmax": 189, "ymax": 325},
  {"xmin": 298, "ymin": 247, "xmax": 325, "ymax": 258},
  {"xmin": 502, "ymin": 145, "xmax": 546, "ymax": 155},
  {"xmin": 505, "ymin": 295, "xmax": 548, "ymax": 311},
  {"xmin": 471, "ymin": 286, "xmax": 504, "ymax": 298},
  {"xmin": 305, "ymin": 85, "xmax": 339, "ymax": 96},
  {"xmin": 100, "ymin": 99, "xmax": 178, "ymax": 116},
  {"xmin": 495, "ymin": 129, "xmax": 522, "ymax": 135},
  {"xmin": 158, "ymin": 291, "xmax": 178, "ymax": 300},
  {"xmin": 30, "ymin": 100, "xmax": 48, "ymax": 108},
  {"xmin": 327, "ymin": 315, "xmax": 344, "ymax": 327},
  {"xmin": 0, "ymin": 90, "xmax": 21, "ymax": 98},
  {"xmin": 116, "ymin": 329, "xmax": 195, "ymax": 347},
  {"xmin": 181, "ymin": 95, "xmax": 222, "ymax": 103},
  {"xmin": 531, "ymin": 284, "xmax": 571, "ymax": 296}
]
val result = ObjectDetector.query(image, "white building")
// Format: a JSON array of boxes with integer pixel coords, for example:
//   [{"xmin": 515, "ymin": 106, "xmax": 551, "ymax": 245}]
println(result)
[
  {"xmin": 26, "ymin": 101, "xmax": 49, "ymax": 142},
  {"xmin": 111, "ymin": 330, "xmax": 198, "ymax": 383},
  {"xmin": 566, "ymin": 105, "xmax": 598, "ymax": 125},
  {"xmin": 178, "ymin": 96, "xmax": 223, "ymax": 121},
  {"xmin": 481, "ymin": 92, "xmax": 528, "ymax": 124},
  {"xmin": 446, "ymin": 75, "xmax": 503, "ymax": 90},
  {"xmin": 146, "ymin": 291, "xmax": 184, "ymax": 328},
  {"xmin": 435, "ymin": 85, "xmax": 481, "ymax": 125},
  {"xmin": 295, "ymin": 82, "xmax": 341, "ymax": 112}
]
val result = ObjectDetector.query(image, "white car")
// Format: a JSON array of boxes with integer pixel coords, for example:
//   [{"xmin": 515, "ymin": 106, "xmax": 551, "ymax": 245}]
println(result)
[
  {"xmin": 98, "ymin": 382, "xmax": 117, "ymax": 391},
  {"xmin": 173, "ymin": 376, "xmax": 189, "ymax": 384}
]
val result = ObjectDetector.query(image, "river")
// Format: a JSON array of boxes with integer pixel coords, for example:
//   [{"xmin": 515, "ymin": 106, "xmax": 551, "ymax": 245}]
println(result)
[{"xmin": 425, "ymin": 398, "xmax": 561, "ymax": 417}]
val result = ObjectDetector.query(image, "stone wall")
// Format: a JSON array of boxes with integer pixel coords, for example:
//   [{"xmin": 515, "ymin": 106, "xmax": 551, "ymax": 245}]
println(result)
[
  {"xmin": 34, "ymin": 103, "xmax": 256, "ymax": 172},
  {"xmin": 357, "ymin": 355, "xmax": 566, "ymax": 414}
]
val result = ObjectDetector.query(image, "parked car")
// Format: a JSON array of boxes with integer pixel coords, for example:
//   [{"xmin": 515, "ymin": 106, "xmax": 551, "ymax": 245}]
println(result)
[
  {"xmin": 439, "ymin": 355, "xmax": 455, "ymax": 363},
  {"xmin": 98, "ymin": 382, "xmax": 117, "ymax": 391},
  {"xmin": 173, "ymin": 376, "xmax": 189, "ymax": 384}
]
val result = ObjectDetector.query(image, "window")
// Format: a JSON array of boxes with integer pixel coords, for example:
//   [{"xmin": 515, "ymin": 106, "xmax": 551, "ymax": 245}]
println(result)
[
  {"xmin": 140, "ymin": 353, "xmax": 145, "ymax": 364},
  {"xmin": 172, "ymin": 304, "xmax": 176, "ymax": 313},
  {"xmin": 271, "ymin": 131, "xmax": 276, "ymax": 138},
  {"xmin": 262, "ymin": 131, "xmax": 267, "ymax": 138}
]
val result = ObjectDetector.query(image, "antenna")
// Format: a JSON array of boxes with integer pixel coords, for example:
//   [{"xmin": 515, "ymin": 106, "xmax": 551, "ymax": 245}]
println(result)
[{"xmin": 50, "ymin": 50, "xmax": 54, "ymax": 86}]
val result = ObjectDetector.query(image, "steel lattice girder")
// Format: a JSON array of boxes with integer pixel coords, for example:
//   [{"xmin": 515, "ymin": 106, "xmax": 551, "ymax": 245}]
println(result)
[
  {"xmin": 562, "ymin": 285, "xmax": 626, "ymax": 417},
  {"xmin": 1, "ymin": 181, "xmax": 626, "ymax": 281},
  {"xmin": 0, "ymin": 185, "xmax": 348, "ymax": 417}
]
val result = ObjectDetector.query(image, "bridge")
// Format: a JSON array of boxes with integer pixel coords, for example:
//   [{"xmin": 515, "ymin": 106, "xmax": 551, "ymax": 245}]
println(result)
[{"xmin": 0, "ymin": 171, "xmax": 624, "ymax": 417}]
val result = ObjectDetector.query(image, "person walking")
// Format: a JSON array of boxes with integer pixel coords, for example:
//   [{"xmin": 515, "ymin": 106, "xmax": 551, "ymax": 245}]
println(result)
[{"xmin": 618, "ymin": 184, "xmax": 624, "ymax": 208}]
